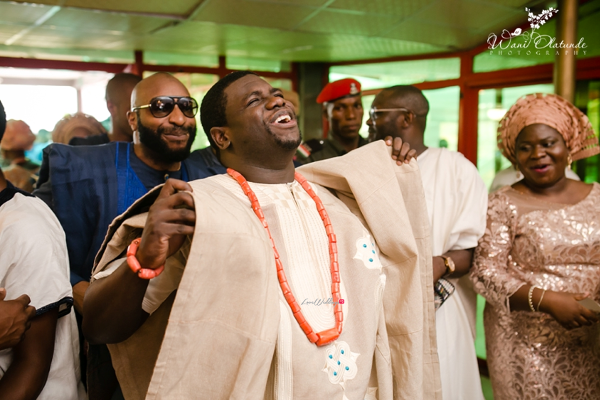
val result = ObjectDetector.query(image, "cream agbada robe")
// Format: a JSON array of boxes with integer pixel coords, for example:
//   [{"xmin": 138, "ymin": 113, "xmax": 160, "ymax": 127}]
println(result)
[{"xmin": 92, "ymin": 141, "xmax": 440, "ymax": 400}]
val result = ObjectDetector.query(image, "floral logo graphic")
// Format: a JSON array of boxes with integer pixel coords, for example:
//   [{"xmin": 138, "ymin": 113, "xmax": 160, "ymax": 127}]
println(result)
[
  {"xmin": 526, "ymin": 7, "xmax": 558, "ymax": 29},
  {"xmin": 487, "ymin": 6, "xmax": 587, "ymax": 56}
]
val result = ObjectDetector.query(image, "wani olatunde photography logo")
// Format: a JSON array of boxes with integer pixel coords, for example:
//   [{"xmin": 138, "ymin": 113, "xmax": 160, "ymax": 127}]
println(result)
[{"xmin": 487, "ymin": 7, "xmax": 587, "ymax": 56}]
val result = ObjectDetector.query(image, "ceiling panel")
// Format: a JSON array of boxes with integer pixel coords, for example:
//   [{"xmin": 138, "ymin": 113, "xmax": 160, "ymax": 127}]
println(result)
[
  {"xmin": 296, "ymin": 9, "xmax": 399, "ymax": 36},
  {"xmin": 15, "ymin": 27, "xmax": 128, "ymax": 49},
  {"xmin": 328, "ymin": 0, "xmax": 436, "ymax": 18},
  {"xmin": 409, "ymin": 0, "xmax": 522, "ymax": 31},
  {"xmin": 381, "ymin": 20, "xmax": 478, "ymax": 49},
  {"xmin": 62, "ymin": 0, "xmax": 198, "ymax": 15},
  {"xmin": 0, "ymin": 44, "xmax": 134, "ymax": 62},
  {"xmin": 477, "ymin": 0, "xmax": 547, "ymax": 10},
  {"xmin": 192, "ymin": 0, "xmax": 315, "ymax": 31},
  {"xmin": 43, "ymin": 8, "xmax": 167, "ymax": 34},
  {"xmin": 10, "ymin": 0, "xmax": 198, "ymax": 16},
  {"xmin": 0, "ymin": 1, "xmax": 55, "ymax": 25},
  {"xmin": 323, "ymin": 35, "xmax": 447, "ymax": 61},
  {"xmin": 0, "ymin": 25, "xmax": 29, "ymax": 43},
  {"xmin": 245, "ymin": 0, "xmax": 330, "ymax": 8},
  {"xmin": 0, "ymin": 0, "xmax": 583, "ymax": 64}
]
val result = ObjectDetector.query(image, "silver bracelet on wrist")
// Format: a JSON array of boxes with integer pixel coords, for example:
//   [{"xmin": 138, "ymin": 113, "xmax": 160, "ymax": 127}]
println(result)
[{"xmin": 528, "ymin": 285, "xmax": 538, "ymax": 312}]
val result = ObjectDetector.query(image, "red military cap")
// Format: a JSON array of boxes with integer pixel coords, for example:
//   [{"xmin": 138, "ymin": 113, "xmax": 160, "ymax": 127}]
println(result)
[{"xmin": 316, "ymin": 78, "xmax": 361, "ymax": 104}]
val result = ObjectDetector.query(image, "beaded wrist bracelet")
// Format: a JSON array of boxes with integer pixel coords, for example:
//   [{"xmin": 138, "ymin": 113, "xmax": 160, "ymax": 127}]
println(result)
[
  {"xmin": 126, "ymin": 238, "xmax": 165, "ymax": 279},
  {"xmin": 528, "ymin": 285, "xmax": 539, "ymax": 312}
]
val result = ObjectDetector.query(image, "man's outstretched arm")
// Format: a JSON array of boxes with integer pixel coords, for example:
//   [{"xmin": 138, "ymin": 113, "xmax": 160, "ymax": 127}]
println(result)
[{"xmin": 83, "ymin": 179, "xmax": 195, "ymax": 344}]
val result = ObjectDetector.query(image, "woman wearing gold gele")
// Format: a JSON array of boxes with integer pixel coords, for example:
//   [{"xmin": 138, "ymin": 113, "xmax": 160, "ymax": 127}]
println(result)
[{"xmin": 471, "ymin": 93, "xmax": 600, "ymax": 399}]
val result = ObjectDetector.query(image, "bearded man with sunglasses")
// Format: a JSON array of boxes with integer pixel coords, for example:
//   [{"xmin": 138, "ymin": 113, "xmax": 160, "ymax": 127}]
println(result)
[
  {"xmin": 367, "ymin": 85, "xmax": 487, "ymax": 400},
  {"xmin": 34, "ymin": 72, "xmax": 223, "ymax": 400}
]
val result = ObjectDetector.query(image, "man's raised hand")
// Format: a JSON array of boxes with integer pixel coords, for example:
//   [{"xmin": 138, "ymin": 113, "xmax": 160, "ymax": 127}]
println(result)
[
  {"xmin": 384, "ymin": 136, "xmax": 417, "ymax": 165},
  {"xmin": 136, "ymin": 179, "xmax": 195, "ymax": 270}
]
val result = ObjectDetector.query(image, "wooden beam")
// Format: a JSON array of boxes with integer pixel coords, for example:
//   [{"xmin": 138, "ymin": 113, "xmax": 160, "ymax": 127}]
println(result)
[
  {"xmin": 361, "ymin": 78, "xmax": 462, "ymax": 96},
  {"xmin": 554, "ymin": 0, "xmax": 579, "ymax": 102},
  {"xmin": 467, "ymin": 64, "xmax": 554, "ymax": 89},
  {"xmin": 290, "ymin": 62, "xmax": 299, "ymax": 92},
  {"xmin": 0, "ymin": 56, "xmax": 128, "ymax": 73},
  {"xmin": 134, "ymin": 50, "xmax": 144, "ymax": 77},
  {"xmin": 218, "ymin": 55, "xmax": 227, "ymax": 78},
  {"xmin": 458, "ymin": 53, "xmax": 478, "ymax": 165},
  {"xmin": 327, "ymin": 51, "xmax": 459, "ymax": 67}
]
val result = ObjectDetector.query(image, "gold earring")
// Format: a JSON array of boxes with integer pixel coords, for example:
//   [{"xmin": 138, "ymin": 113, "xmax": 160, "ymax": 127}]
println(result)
[
  {"xmin": 514, "ymin": 164, "xmax": 523, "ymax": 180},
  {"xmin": 567, "ymin": 154, "xmax": 573, "ymax": 170}
]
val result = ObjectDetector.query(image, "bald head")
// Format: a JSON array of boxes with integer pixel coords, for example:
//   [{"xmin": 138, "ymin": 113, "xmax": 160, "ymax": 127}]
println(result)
[
  {"xmin": 106, "ymin": 73, "xmax": 142, "ymax": 106},
  {"xmin": 131, "ymin": 72, "xmax": 190, "ymax": 108},
  {"xmin": 104, "ymin": 73, "xmax": 142, "ymax": 141},
  {"xmin": 381, "ymin": 85, "xmax": 429, "ymax": 121},
  {"xmin": 367, "ymin": 85, "xmax": 430, "ymax": 148}
]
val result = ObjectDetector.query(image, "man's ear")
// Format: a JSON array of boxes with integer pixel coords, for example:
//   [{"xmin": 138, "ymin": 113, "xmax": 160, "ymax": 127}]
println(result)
[
  {"xmin": 126, "ymin": 111, "xmax": 138, "ymax": 133},
  {"xmin": 211, "ymin": 127, "xmax": 231, "ymax": 151},
  {"xmin": 397, "ymin": 112, "xmax": 414, "ymax": 129}
]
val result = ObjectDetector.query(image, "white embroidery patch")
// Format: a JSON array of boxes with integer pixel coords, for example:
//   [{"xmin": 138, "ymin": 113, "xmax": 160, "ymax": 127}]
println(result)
[
  {"xmin": 364, "ymin": 387, "xmax": 378, "ymax": 400},
  {"xmin": 354, "ymin": 233, "xmax": 382, "ymax": 271},
  {"xmin": 322, "ymin": 341, "xmax": 360, "ymax": 394}
]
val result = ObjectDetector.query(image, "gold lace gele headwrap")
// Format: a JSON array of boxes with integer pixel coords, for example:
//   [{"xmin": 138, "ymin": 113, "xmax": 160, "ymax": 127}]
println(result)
[{"xmin": 497, "ymin": 93, "xmax": 599, "ymax": 165}]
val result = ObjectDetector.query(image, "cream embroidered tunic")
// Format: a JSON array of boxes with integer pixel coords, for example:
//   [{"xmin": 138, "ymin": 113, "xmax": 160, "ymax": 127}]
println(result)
[
  {"xmin": 95, "ymin": 175, "xmax": 388, "ymax": 400},
  {"xmin": 92, "ymin": 141, "xmax": 440, "ymax": 400}
]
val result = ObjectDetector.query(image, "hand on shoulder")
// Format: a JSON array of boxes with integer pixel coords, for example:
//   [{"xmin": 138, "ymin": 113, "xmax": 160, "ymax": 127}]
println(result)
[
  {"xmin": 0, "ymin": 289, "xmax": 36, "ymax": 350},
  {"xmin": 384, "ymin": 136, "xmax": 417, "ymax": 165}
]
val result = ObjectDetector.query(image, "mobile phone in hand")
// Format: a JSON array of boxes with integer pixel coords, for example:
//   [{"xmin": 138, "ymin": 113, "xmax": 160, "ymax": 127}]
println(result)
[{"xmin": 578, "ymin": 298, "xmax": 600, "ymax": 313}]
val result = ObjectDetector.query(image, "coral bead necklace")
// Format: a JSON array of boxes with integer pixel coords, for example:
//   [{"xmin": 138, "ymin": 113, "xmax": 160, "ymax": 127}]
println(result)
[{"xmin": 227, "ymin": 168, "xmax": 343, "ymax": 346}]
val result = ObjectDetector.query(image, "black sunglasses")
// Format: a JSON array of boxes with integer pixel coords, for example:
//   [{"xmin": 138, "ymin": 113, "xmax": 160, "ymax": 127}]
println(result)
[{"xmin": 131, "ymin": 96, "xmax": 198, "ymax": 119}]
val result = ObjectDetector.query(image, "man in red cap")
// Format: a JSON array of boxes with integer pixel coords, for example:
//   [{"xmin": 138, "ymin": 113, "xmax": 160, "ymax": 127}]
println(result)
[{"xmin": 297, "ymin": 78, "xmax": 367, "ymax": 163}]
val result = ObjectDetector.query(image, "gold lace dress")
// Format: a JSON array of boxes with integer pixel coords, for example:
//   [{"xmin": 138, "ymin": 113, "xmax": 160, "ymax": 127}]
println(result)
[{"xmin": 471, "ymin": 183, "xmax": 600, "ymax": 400}]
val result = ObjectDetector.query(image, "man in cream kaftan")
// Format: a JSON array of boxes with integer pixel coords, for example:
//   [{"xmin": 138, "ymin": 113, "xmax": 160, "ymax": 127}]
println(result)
[
  {"xmin": 94, "ymin": 174, "xmax": 388, "ymax": 400},
  {"xmin": 417, "ymin": 148, "xmax": 487, "ymax": 399},
  {"xmin": 89, "ymin": 142, "xmax": 439, "ymax": 400},
  {"xmin": 84, "ymin": 73, "xmax": 439, "ymax": 400}
]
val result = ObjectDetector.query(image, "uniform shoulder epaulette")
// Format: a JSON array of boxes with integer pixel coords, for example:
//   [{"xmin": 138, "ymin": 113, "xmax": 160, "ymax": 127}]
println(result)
[{"xmin": 296, "ymin": 139, "xmax": 324, "ymax": 159}]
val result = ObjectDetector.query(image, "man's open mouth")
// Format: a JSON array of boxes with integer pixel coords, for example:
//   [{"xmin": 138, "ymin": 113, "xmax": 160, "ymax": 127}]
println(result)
[
  {"xmin": 270, "ymin": 109, "xmax": 295, "ymax": 125},
  {"xmin": 275, "ymin": 114, "xmax": 292, "ymax": 124}
]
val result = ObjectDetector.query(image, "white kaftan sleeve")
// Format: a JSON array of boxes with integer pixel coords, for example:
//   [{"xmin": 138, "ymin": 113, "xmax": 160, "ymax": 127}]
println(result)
[{"xmin": 447, "ymin": 155, "xmax": 488, "ymax": 251}]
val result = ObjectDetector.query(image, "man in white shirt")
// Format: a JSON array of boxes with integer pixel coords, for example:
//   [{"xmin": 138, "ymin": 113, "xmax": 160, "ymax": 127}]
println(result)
[
  {"xmin": 368, "ymin": 85, "xmax": 488, "ymax": 400},
  {"xmin": 0, "ymin": 101, "xmax": 84, "ymax": 399}
]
